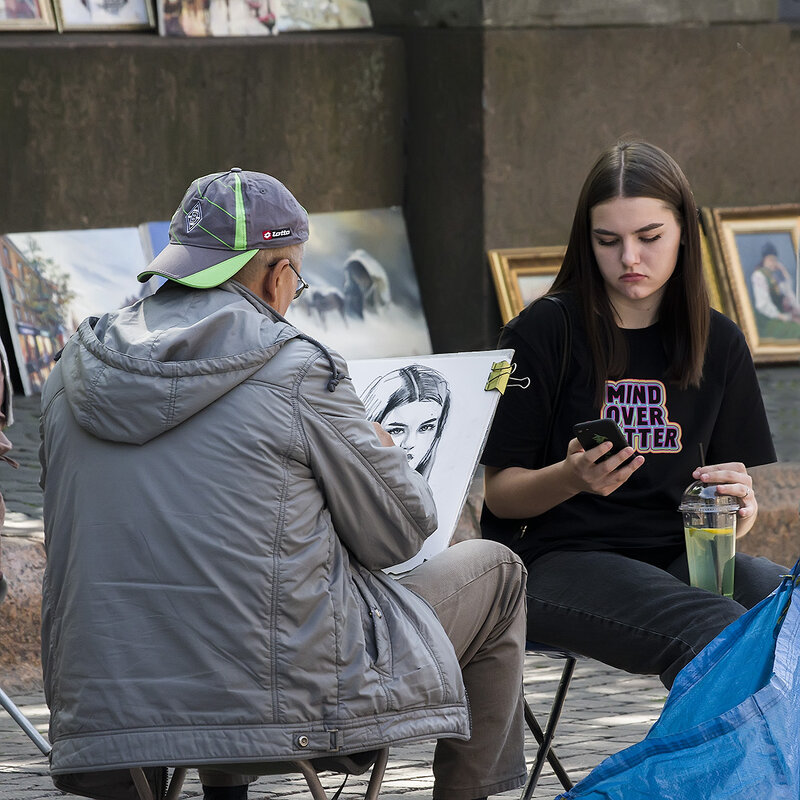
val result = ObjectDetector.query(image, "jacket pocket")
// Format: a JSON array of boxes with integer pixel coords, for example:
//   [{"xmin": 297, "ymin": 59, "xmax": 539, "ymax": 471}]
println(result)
[{"xmin": 349, "ymin": 567, "xmax": 392, "ymax": 674}]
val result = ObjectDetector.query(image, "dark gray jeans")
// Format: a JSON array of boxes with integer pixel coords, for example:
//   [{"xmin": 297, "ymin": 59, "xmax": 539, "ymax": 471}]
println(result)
[{"xmin": 525, "ymin": 549, "xmax": 787, "ymax": 688}]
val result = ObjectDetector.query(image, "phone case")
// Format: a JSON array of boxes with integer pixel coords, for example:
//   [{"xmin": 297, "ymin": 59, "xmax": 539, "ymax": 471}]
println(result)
[{"xmin": 573, "ymin": 419, "xmax": 630, "ymax": 462}]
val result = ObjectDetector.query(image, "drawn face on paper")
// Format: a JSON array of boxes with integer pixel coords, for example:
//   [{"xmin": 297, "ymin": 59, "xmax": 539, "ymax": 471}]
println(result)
[
  {"xmin": 360, "ymin": 364, "xmax": 451, "ymax": 480},
  {"xmin": 381, "ymin": 399, "xmax": 445, "ymax": 471}
]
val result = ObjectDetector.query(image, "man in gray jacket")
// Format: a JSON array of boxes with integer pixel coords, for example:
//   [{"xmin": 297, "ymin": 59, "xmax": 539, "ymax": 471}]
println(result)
[{"xmin": 40, "ymin": 168, "xmax": 527, "ymax": 800}]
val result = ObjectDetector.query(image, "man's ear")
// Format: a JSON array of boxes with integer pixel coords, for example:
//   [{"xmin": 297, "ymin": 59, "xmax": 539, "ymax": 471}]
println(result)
[{"xmin": 261, "ymin": 259, "xmax": 284, "ymax": 307}]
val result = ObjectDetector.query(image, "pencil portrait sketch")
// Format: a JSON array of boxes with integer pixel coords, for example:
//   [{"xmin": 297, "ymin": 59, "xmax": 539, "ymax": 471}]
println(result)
[{"xmin": 360, "ymin": 365, "xmax": 450, "ymax": 480}]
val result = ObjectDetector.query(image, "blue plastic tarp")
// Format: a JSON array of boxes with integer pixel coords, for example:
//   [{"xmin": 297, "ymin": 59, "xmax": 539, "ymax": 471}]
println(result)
[{"xmin": 556, "ymin": 558, "xmax": 800, "ymax": 800}]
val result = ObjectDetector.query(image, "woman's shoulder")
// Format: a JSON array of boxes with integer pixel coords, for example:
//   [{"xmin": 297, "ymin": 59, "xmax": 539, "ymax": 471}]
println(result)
[
  {"xmin": 706, "ymin": 309, "xmax": 753, "ymax": 365},
  {"xmin": 709, "ymin": 309, "xmax": 747, "ymax": 344},
  {"xmin": 505, "ymin": 291, "xmax": 578, "ymax": 339}
]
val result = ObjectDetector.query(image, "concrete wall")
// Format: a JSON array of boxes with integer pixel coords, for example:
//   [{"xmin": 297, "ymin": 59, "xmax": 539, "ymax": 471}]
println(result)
[
  {"xmin": 369, "ymin": 0, "xmax": 778, "ymax": 27},
  {"xmin": 482, "ymin": 23, "xmax": 800, "ymax": 251},
  {"xmin": 0, "ymin": 33, "xmax": 406, "ymax": 232}
]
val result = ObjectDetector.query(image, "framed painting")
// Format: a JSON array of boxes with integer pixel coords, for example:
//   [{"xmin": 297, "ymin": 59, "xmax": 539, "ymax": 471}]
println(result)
[
  {"xmin": 0, "ymin": 228, "xmax": 153, "ymax": 395},
  {"xmin": 54, "ymin": 0, "xmax": 154, "ymax": 30},
  {"xmin": 348, "ymin": 348, "xmax": 514, "ymax": 574},
  {"xmin": 706, "ymin": 205, "xmax": 800, "ymax": 362},
  {"xmin": 0, "ymin": 0, "xmax": 56, "ymax": 29},
  {"xmin": 698, "ymin": 213, "xmax": 732, "ymax": 317},
  {"xmin": 488, "ymin": 246, "xmax": 565, "ymax": 324}
]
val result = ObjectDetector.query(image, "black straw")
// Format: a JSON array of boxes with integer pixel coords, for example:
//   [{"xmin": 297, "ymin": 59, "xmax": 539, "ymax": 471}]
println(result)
[{"xmin": 698, "ymin": 443, "xmax": 706, "ymax": 468}]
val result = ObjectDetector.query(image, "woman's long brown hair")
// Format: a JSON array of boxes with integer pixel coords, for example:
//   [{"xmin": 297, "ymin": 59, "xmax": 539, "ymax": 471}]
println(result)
[{"xmin": 549, "ymin": 140, "xmax": 710, "ymax": 406}]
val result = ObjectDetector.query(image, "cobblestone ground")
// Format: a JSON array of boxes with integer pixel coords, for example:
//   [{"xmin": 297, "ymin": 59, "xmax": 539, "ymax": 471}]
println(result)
[{"xmin": 1, "ymin": 659, "xmax": 666, "ymax": 800}]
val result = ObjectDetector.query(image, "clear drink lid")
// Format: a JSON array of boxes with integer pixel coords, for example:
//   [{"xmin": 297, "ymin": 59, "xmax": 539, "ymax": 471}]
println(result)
[{"xmin": 678, "ymin": 480, "xmax": 741, "ymax": 513}]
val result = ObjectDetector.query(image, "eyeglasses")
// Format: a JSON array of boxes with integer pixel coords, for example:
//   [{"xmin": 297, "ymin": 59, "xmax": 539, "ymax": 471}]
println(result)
[
  {"xmin": 269, "ymin": 258, "xmax": 309, "ymax": 300},
  {"xmin": 286, "ymin": 261, "xmax": 309, "ymax": 300}
]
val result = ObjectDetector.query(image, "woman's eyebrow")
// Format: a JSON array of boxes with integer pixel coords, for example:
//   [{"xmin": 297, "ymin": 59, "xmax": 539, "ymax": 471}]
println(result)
[{"xmin": 593, "ymin": 222, "xmax": 664, "ymax": 235}]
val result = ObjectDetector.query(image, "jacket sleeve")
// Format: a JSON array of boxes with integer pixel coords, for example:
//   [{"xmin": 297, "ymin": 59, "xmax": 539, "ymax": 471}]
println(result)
[{"xmin": 297, "ymin": 351, "xmax": 438, "ymax": 570}]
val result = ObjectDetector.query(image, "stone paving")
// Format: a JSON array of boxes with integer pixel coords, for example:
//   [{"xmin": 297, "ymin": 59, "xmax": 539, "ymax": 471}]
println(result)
[
  {"xmin": 1, "ymin": 660, "xmax": 666, "ymax": 800},
  {"xmin": 0, "ymin": 397, "xmax": 668, "ymax": 798}
]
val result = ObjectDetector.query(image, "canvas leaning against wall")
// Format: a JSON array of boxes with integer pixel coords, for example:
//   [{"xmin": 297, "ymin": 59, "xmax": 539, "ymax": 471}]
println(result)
[
  {"xmin": 290, "ymin": 207, "xmax": 432, "ymax": 359},
  {"xmin": 348, "ymin": 349, "xmax": 514, "ymax": 575},
  {"xmin": 157, "ymin": 0, "xmax": 370, "ymax": 37},
  {"xmin": 0, "ymin": 229, "xmax": 157, "ymax": 395}
]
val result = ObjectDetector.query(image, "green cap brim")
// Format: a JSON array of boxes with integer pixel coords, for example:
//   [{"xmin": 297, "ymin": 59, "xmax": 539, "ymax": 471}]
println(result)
[{"xmin": 138, "ymin": 247, "xmax": 259, "ymax": 289}]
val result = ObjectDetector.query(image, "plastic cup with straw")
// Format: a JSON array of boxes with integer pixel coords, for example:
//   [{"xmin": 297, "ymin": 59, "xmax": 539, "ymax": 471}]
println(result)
[{"xmin": 678, "ymin": 443, "xmax": 739, "ymax": 596}]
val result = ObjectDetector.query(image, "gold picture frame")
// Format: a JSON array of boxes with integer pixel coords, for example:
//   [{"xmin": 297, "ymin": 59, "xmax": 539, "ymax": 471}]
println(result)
[
  {"xmin": 705, "ymin": 204, "xmax": 800, "ymax": 363},
  {"xmin": 0, "ymin": 0, "xmax": 56, "ymax": 29},
  {"xmin": 698, "ymin": 222, "xmax": 729, "ymax": 317},
  {"xmin": 488, "ymin": 246, "xmax": 565, "ymax": 324}
]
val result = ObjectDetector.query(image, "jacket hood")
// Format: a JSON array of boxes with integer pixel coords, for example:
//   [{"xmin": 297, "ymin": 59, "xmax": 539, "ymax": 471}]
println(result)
[{"xmin": 57, "ymin": 281, "xmax": 303, "ymax": 445}]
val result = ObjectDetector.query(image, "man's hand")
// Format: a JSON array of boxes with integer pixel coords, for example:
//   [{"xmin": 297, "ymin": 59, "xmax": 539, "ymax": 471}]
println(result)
[{"xmin": 372, "ymin": 422, "xmax": 395, "ymax": 448}]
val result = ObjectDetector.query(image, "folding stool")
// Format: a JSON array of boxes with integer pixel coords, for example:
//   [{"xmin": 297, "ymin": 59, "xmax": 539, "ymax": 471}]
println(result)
[{"xmin": 128, "ymin": 747, "xmax": 390, "ymax": 800}]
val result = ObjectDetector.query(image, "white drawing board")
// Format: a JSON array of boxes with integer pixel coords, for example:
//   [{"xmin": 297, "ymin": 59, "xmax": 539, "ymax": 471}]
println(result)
[{"xmin": 348, "ymin": 348, "xmax": 514, "ymax": 574}]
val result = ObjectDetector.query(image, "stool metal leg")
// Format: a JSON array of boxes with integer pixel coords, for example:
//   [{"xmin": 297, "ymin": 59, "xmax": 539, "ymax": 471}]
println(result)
[
  {"xmin": 523, "ymin": 696, "xmax": 573, "ymax": 790},
  {"xmin": 129, "ymin": 768, "xmax": 155, "ymax": 800},
  {"xmin": 365, "ymin": 747, "xmax": 390, "ymax": 800},
  {"xmin": 296, "ymin": 760, "xmax": 332, "ymax": 800},
  {"xmin": 0, "ymin": 686, "xmax": 52, "ymax": 756},
  {"xmin": 521, "ymin": 656, "xmax": 576, "ymax": 800},
  {"xmin": 165, "ymin": 767, "xmax": 188, "ymax": 800}
]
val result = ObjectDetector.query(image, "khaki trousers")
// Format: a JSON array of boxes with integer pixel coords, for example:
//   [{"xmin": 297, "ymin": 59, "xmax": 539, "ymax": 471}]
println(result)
[
  {"xmin": 400, "ymin": 539, "xmax": 527, "ymax": 800},
  {"xmin": 201, "ymin": 539, "xmax": 527, "ymax": 800}
]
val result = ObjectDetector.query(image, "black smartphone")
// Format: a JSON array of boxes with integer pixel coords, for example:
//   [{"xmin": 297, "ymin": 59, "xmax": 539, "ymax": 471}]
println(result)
[{"xmin": 572, "ymin": 419, "xmax": 632, "ymax": 463}]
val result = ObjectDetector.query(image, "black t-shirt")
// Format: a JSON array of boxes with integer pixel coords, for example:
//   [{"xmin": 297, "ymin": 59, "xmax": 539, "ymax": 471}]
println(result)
[{"xmin": 480, "ymin": 293, "xmax": 777, "ymax": 565}]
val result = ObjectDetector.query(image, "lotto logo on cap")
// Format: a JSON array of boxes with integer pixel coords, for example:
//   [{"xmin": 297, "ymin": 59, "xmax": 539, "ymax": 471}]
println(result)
[{"xmin": 263, "ymin": 228, "xmax": 292, "ymax": 241}]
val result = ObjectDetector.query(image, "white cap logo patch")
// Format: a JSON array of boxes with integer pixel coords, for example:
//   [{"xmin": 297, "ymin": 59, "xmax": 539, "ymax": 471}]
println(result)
[
  {"xmin": 186, "ymin": 202, "xmax": 203, "ymax": 233},
  {"xmin": 263, "ymin": 228, "xmax": 291, "ymax": 240}
]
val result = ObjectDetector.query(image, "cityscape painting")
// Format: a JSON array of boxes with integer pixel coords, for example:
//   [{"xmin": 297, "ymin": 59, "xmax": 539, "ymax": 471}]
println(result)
[{"xmin": 0, "ymin": 229, "xmax": 154, "ymax": 395}]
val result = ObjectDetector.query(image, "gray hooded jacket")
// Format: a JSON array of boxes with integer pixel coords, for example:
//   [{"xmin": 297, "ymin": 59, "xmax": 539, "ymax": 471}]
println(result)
[{"xmin": 40, "ymin": 281, "xmax": 469, "ymax": 784}]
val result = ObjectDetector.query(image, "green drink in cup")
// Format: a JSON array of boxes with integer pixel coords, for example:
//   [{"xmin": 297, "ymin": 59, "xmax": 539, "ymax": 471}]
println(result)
[{"xmin": 678, "ymin": 480, "xmax": 739, "ymax": 597}]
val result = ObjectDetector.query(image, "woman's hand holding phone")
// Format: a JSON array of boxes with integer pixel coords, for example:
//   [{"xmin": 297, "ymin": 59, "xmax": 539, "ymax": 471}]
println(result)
[{"xmin": 567, "ymin": 419, "xmax": 644, "ymax": 496}]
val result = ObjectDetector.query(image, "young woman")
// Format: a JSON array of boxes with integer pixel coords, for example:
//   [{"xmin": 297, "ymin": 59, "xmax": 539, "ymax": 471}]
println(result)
[
  {"xmin": 481, "ymin": 140, "xmax": 786, "ymax": 689},
  {"xmin": 361, "ymin": 365, "xmax": 450, "ymax": 480}
]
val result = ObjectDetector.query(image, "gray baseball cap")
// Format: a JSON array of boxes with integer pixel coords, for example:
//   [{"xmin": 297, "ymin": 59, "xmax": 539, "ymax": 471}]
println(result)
[{"xmin": 137, "ymin": 167, "xmax": 309, "ymax": 288}]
